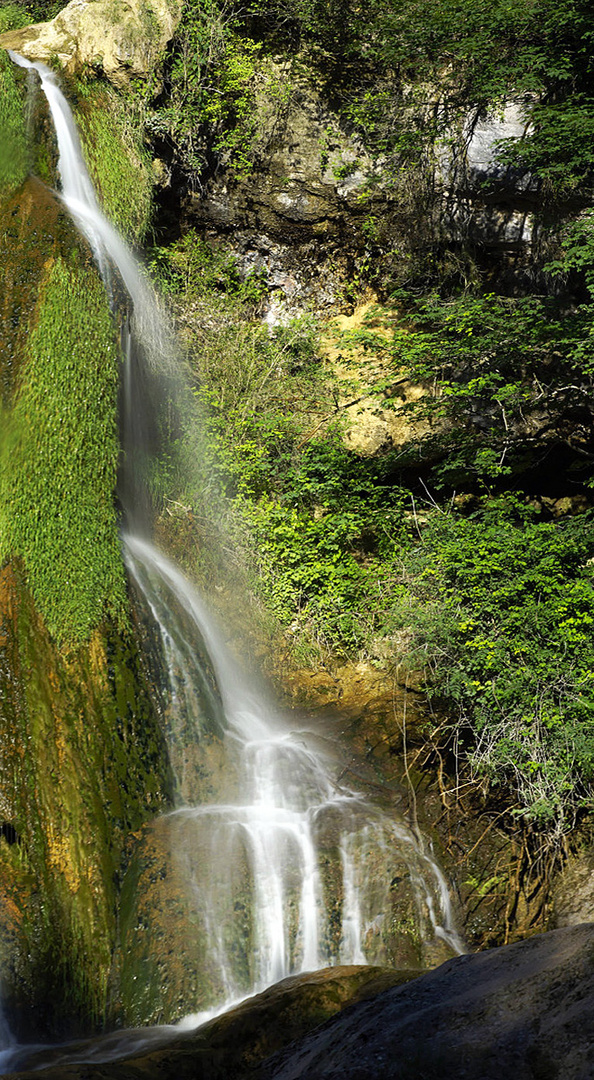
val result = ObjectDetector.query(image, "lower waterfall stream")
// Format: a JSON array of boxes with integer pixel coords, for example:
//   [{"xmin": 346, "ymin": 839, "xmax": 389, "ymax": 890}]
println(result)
[
  {"xmin": 124, "ymin": 535, "xmax": 464, "ymax": 1011},
  {"xmin": 1, "ymin": 51, "xmax": 465, "ymax": 1072}
]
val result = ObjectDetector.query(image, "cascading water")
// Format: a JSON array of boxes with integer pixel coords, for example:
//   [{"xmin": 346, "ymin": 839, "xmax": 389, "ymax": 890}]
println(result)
[
  {"xmin": 124, "ymin": 533, "xmax": 464, "ymax": 1018},
  {"xmin": 4, "ymin": 50, "xmax": 465, "ymax": 1063},
  {"xmin": 9, "ymin": 52, "xmax": 175, "ymax": 372}
]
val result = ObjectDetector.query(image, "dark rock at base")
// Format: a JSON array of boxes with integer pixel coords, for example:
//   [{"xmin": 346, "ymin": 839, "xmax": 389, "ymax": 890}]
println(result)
[
  {"xmin": 7, "ymin": 966, "xmax": 419, "ymax": 1078},
  {"xmin": 264, "ymin": 924, "xmax": 594, "ymax": 1080},
  {"xmin": 9, "ymin": 926, "xmax": 594, "ymax": 1079}
]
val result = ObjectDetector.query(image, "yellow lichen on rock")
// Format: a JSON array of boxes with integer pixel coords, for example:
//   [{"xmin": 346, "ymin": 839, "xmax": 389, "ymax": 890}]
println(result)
[{"xmin": 320, "ymin": 301, "xmax": 433, "ymax": 456}]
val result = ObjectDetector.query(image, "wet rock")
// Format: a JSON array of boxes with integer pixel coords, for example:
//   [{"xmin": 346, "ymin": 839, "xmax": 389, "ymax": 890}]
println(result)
[
  {"xmin": 10, "ymin": 927, "xmax": 594, "ymax": 1079},
  {"xmin": 8, "ymin": 966, "xmax": 419, "ymax": 1077},
  {"xmin": 116, "ymin": 813, "xmax": 254, "ymax": 1027}
]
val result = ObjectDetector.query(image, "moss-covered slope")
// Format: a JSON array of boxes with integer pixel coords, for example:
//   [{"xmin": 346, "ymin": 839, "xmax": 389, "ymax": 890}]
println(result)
[{"xmin": 0, "ymin": 56, "xmax": 173, "ymax": 1037}]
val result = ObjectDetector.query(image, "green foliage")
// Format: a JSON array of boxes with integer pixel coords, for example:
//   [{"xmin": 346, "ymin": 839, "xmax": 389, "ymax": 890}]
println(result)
[
  {"xmin": 0, "ymin": 52, "xmax": 28, "ymax": 196},
  {"xmin": 148, "ymin": 228, "xmax": 267, "ymax": 304},
  {"xmin": 75, "ymin": 82, "xmax": 153, "ymax": 243},
  {"xmin": 0, "ymin": 4, "xmax": 31, "ymax": 31},
  {"xmin": 397, "ymin": 503, "xmax": 594, "ymax": 840},
  {"xmin": 7, "ymin": 0, "xmax": 64, "ymax": 21},
  {"xmin": 152, "ymin": 0, "xmax": 275, "ymax": 180},
  {"xmin": 382, "ymin": 289, "xmax": 594, "ymax": 489},
  {"xmin": 0, "ymin": 257, "xmax": 127, "ymax": 643},
  {"xmin": 234, "ymin": 437, "xmax": 408, "ymax": 654},
  {"xmin": 146, "ymin": 231, "xmax": 409, "ymax": 654}
]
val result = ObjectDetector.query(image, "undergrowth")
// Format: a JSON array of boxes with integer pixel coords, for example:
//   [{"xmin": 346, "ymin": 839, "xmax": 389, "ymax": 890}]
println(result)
[
  {"xmin": 146, "ymin": 227, "xmax": 594, "ymax": 844},
  {"xmin": 393, "ymin": 501, "xmax": 594, "ymax": 841}
]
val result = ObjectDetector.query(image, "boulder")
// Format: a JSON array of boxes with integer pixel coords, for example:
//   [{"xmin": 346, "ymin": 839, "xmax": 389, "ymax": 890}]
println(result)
[
  {"xmin": 265, "ymin": 924, "xmax": 594, "ymax": 1080},
  {"xmin": 7, "ymin": 926, "xmax": 594, "ymax": 1079},
  {"xmin": 0, "ymin": 0, "xmax": 182, "ymax": 88}
]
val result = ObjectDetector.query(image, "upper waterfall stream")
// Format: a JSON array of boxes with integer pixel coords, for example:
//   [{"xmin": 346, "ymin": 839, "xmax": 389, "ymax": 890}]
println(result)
[{"xmin": 2, "ymin": 51, "xmax": 465, "ymax": 1072}]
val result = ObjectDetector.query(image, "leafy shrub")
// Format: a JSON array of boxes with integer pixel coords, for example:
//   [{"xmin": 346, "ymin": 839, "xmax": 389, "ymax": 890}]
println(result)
[
  {"xmin": 397, "ymin": 502, "xmax": 594, "ymax": 841},
  {"xmin": 230, "ymin": 435, "xmax": 409, "ymax": 654},
  {"xmin": 380, "ymin": 289, "xmax": 594, "ymax": 490},
  {"xmin": 151, "ymin": 0, "xmax": 280, "ymax": 181}
]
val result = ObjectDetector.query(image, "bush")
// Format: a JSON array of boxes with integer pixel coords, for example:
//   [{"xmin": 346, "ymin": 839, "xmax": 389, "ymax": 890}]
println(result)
[
  {"xmin": 378, "ymin": 289, "xmax": 594, "ymax": 490},
  {"xmin": 396, "ymin": 501, "xmax": 594, "ymax": 841}
]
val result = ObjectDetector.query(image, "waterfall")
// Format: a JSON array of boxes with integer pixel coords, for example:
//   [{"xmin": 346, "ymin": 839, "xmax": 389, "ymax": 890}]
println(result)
[
  {"xmin": 125, "ymin": 535, "xmax": 464, "ymax": 1015},
  {"xmin": 6, "ymin": 50, "xmax": 465, "ymax": 1047},
  {"xmin": 9, "ymin": 51, "xmax": 177, "ymax": 376}
]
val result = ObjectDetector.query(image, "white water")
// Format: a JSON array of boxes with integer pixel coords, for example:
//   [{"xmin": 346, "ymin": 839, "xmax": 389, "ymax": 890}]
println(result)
[
  {"xmin": 4, "ymin": 52, "xmax": 465, "ymax": 1069},
  {"xmin": 8, "ymin": 51, "xmax": 176, "ymax": 372},
  {"xmin": 125, "ymin": 534, "xmax": 466, "ymax": 1014}
]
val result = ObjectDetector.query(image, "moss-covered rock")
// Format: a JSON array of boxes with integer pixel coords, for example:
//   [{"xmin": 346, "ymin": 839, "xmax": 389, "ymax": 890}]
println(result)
[
  {"xmin": 74, "ymin": 82, "xmax": 153, "ymax": 244},
  {"xmin": 0, "ymin": 52, "xmax": 28, "ymax": 197},
  {"xmin": 0, "ymin": 561, "xmax": 174, "ymax": 1038},
  {"xmin": 0, "ymin": 94, "xmax": 174, "ymax": 1038}
]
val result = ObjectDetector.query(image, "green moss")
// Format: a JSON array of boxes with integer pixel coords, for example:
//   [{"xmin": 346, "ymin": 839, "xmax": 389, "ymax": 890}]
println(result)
[
  {"xmin": 0, "ymin": 255, "xmax": 127, "ymax": 643},
  {"xmin": 0, "ymin": 178, "xmax": 79, "ymax": 406},
  {"xmin": 0, "ymin": 52, "xmax": 28, "ymax": 196},
  {"xmin": 75, "ymin": 84, "xmax": 153, "ymax": 243},
  {"xmin": 0, "ymin": 558, "xmax": 173, "ymax": 1034}
]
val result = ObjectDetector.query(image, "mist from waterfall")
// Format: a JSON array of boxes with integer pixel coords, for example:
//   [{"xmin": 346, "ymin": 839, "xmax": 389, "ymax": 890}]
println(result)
[
  {"xmin": 0, "ymin": 1004, "xmax": 16, "ymax": 1070},
  {"xmin": 4, "ymin": 50, "xmax": 465, "ymax": 1063}
]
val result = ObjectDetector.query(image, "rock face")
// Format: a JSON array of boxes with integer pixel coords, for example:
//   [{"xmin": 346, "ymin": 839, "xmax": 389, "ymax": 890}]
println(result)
[
  {"xmin": 8, "ymin": 926, "xmax": 594, "ymax": 1080},
  {"xmin": 264, "ymin": 925, "xmax": 594, "ymax": 1079},
  {"xmin": 552, "ymin": 850, "xmax": 594, "ymax": 929},
  {"xmin": 183, "ymin": 77, "xmax": 544, "ymax": 317},
  {"xmin": 440, "ymin": 102, "xmax": 536, "ymax": 251},
  {"xmin": 185, "ymin": 71, "xmax": 381, "ymax": 317},
  {"xmin": 0, "ymin": 0, "xmax": 182, "ymax": 87}
]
